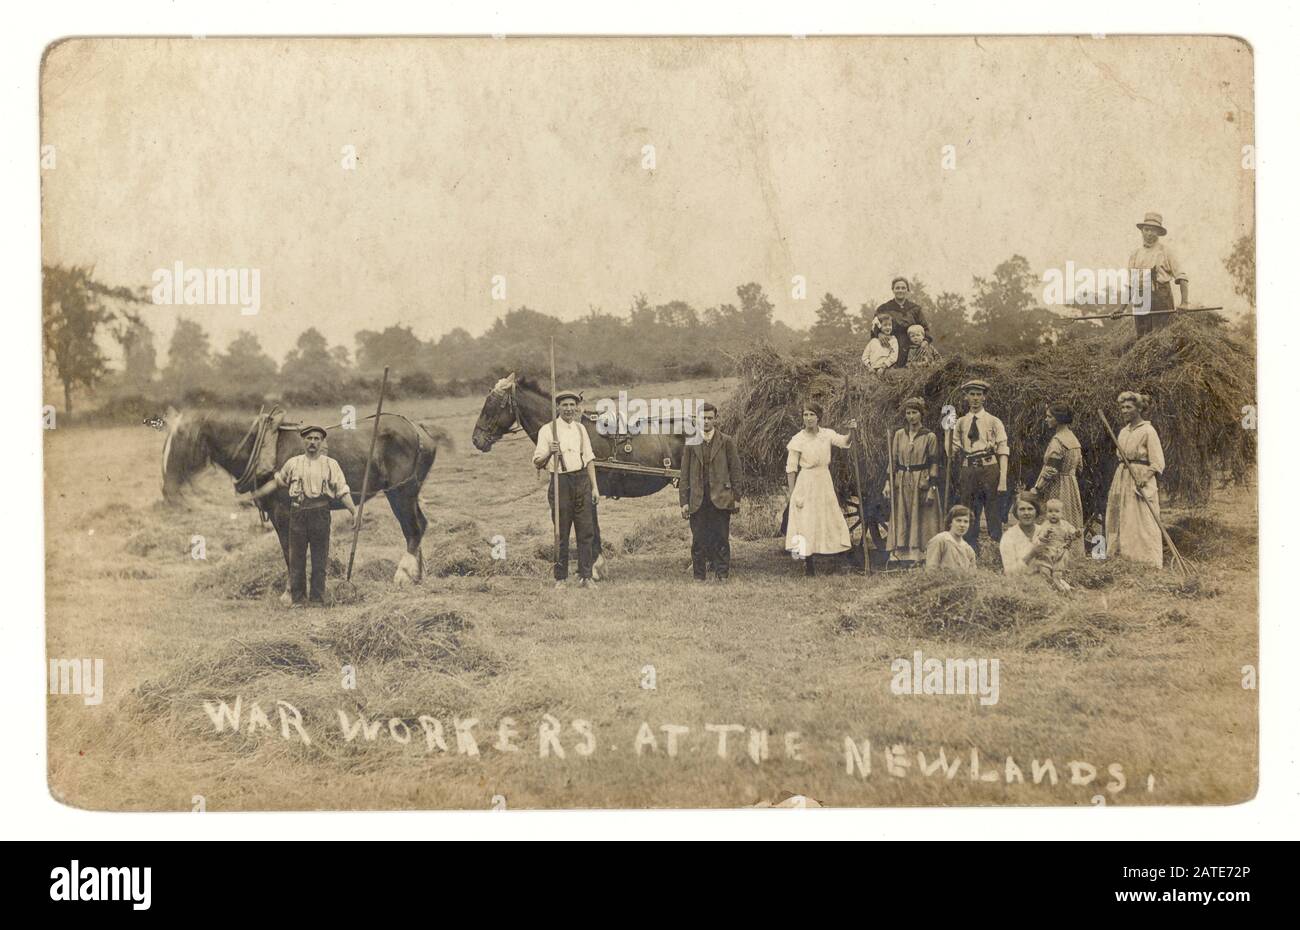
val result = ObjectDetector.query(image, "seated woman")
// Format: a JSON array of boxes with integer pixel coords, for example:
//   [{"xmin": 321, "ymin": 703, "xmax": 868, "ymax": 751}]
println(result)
[
  {"xmin": 861, "ymin": 314, "xmax": 899, "ymax": 373},
  {"xmin": 999, "ymin": 492, "xmax": 1042, "ymax": 576},
  {"xmin": 924, "ymin": 505, "xmax": 977, "ymax": 572},
  {"xmin": 903, "ymin": 324, "xmax": 941, "ymax": 368}
]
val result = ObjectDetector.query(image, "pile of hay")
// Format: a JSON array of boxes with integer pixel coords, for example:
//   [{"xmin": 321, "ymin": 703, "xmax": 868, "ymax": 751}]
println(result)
[
  {"xmin": 134, "ymin": 637, "xmax": 321, "ymax": 717},
  {"xmin": 723, "ymin": 317, "xmax": 1255, "ymax": 518},
  {"xmin": 309, "ymin": 605, "xmax": 481, "ymax": 670},
  {"xmin": 834, "ymin": 567, "xmax": 1205, "ymax": 653}
]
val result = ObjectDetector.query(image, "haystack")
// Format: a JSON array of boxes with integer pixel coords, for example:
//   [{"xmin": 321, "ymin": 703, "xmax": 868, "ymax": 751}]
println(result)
[{"xmin": 722, "ymin": 316, "xmax": 1255, "ymax": 518}]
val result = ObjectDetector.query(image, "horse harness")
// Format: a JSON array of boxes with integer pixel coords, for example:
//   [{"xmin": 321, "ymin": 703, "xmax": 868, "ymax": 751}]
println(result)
[
  {"xmin": 231, "ymin": 404, "xmax": 427, "ymax": 508},
  {"xmin": 492, "ymin": 381, "xmax": 681, "ymax": 491}
]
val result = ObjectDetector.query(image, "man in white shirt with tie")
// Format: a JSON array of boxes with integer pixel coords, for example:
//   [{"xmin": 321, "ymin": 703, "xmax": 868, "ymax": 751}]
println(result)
[
  {"xmin": 949, "ymin": 380, "xmax": 1009, "ymax": 551},
  {"xmin": 533, "ymin": 389, "xmax": 602, "ymax": 588}
]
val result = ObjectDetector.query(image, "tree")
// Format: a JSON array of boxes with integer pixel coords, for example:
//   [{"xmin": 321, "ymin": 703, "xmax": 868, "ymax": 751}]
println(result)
[
  {"xmin": 809, "ymin": 293, "xmax": 854, "ymax": 346},
  {"xmin": 42, "ymin": 265, "xmax": 131, "ymax": 415},
  {"xmin": 1224, "ymin": 232, "xmax": 1255, "ymax": 309},
  {"xmin": 354, "ymin": 324, "xmax": 427, "ymax": 378},
  {"xmin": 162, "ymin": 318, "xmax": 214, "ymax": 397},
  {"xmin": 217, "ymin": 331, "xmax": 278, "ymax": 396},
  {"xmin": 969, "ymin": 256, "xmax": 1062, "ymax": 354},
  {"xmin": 281, "ymin": 328, "xmax": 347, "ymax": 392},
  {"xmin": 113, "ymin": 314, "xmax": 158, "ymax": 394},
  {"xmin": 929, "ymin": 291, "xmax": 974, "ymax": 352},
  {"xmin": 736, "ymin": 282, "xmax": 774, "ymax": 344}
]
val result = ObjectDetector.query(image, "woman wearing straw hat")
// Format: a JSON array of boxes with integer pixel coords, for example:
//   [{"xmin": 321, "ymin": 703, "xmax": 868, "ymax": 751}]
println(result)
[
  {"xmin": 1123, "ymin": 212, "xmax": 1190, "ymax": 340},
  {"xmin": 1104, "ymin": 391, "xmax": 1166, "ymax": 567},
  {"xmin": 883, "ymin": 397, "xmax": 941, "ymax": 566},
  {"xmin": 1031, "ymin": 402, "xmax": 1085, "ymax": 559},
  {"xmin": 785, "ymin": 401, "xmax": 857, "ymax": 577}
]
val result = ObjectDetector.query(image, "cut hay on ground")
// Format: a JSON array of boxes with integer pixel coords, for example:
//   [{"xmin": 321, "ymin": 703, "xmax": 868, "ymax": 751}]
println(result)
[
  {"xmin": 833, "ymin": 567, "xmax": 1209, "ymax": 653},
  {"xmin": 723, "ymin": 317, "xmax": 1255, "ymax": 518}
]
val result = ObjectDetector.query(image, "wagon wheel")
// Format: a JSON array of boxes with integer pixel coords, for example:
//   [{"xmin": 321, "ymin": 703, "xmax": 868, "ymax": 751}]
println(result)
[{"xmin": 841, "ymin": 491, "xmax": 890, "ymax": 568}]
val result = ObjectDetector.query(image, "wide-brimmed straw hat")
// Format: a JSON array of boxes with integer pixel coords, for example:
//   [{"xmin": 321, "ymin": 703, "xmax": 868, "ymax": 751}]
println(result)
[{"xmin": 1136, "ymin": 212, "xmax": 1167, "ymax": 236}]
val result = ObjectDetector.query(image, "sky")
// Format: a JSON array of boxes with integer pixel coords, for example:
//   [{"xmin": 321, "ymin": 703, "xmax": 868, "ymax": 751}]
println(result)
[{"xmin": 41, "ymin": 35, "xmax": 1255, "ymax": 366}]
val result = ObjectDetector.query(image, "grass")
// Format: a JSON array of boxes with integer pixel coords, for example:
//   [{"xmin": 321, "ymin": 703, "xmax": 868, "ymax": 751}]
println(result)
[{"xmin": 44, "ymin": 378, "xmax": 1258, "ymax": 809}]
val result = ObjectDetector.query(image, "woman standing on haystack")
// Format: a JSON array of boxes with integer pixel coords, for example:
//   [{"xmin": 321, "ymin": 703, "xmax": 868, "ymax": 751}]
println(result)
[
  {"xmin": 1104, "ymin": 391, "xmax": 1166, "ymax": 568},
  {"xmin": 883, "ymin": 397, "xmax": 941, "ymax": 566},
  {"xmin": 785, "ymin": 401, "xmax": 858, "ymax": 577},
  {"xmin": 1032, "ymin": 402, "xmax": 1085, "ymax": 559}
]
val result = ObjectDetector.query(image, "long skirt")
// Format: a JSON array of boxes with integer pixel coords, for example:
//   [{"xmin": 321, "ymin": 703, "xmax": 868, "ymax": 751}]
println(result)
[
  {"xmin": 1040, "ymin": 472, "xmax": 1086, "ymax": 559},
  {"xmin": 786, "ymin": 465, "xmax": 850, "ymax": 556},
  {"xmin": 886, "ymin": 470, "xmax": 941, "ymax": 562},
  {"xmin": 1104, "ymin": 466, "xmax": 1163, "ymax": 567}
]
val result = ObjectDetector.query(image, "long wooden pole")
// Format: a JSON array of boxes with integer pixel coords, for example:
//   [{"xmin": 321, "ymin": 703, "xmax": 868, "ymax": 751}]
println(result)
[
  {"xmin": 345, "ymin": 366, "xmax": 388, "ymax": 582},
  {"xmin": 550, "ymin": 338, "xmax": 561, "ymax": 577},
  {"xmin": 1097, "ymin": 409, "xmax": 1191, "ymax": 577},
  {"xmin": 843, "ymin": 373, "xmax": 869, "ymax": 574},
  {"xmin": 1071, "ymin": 306, "xmax": 1222, "ymax": 322}
]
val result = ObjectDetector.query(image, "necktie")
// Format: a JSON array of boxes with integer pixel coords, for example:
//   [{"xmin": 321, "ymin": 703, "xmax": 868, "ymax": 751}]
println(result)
[{"xmin": 968, "ymin": 413, "xmax": 980, "ymax": 443}]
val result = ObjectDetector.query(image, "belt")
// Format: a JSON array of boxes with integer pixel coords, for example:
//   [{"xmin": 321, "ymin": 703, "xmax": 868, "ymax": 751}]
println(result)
[
  {"xmin": 894, "ymin": 463, "xmax": 931, "ymax": 472},
  {"xmin": 962, "ymin": 453, "xmax": 997, "ymax": 465},
  {"xmin": 555, "ymin": 469, "xmax": 586, "ymax": 477},
  {"xmin": 1127, "ymin": 459, "xmax": 1150, "ymax": 466}
]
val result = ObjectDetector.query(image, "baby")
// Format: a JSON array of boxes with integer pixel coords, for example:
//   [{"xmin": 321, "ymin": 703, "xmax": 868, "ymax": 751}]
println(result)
[
  {"xmin": 861, "ymin": 315, "xmax": 899, "ymax": 372},
  {"xmin": 904, "ymin": 324, "xmax": 941, "ymax": 368},
  {"xmin": 1032, "ymin": 499, "xmax": 1080, "ymax": 591}
]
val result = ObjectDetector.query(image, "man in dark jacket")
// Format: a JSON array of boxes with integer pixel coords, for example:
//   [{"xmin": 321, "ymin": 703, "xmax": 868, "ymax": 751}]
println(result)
[
  {"xmin": 679, "ymin": 403, "xmax": 743, "ymax": 581},
  {"xmin": 875, "ymin": 277, "xmax": 931, "ymax": 368}
]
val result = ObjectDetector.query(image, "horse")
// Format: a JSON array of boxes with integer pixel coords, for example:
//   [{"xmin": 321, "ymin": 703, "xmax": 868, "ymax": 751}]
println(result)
[
  {"xmin": 471, "ymin": 373, "xmax": 691, "ymax": 572},
  {"xmin": 161, "ymin": 406, "xmax": 442, "ymax": 595}
]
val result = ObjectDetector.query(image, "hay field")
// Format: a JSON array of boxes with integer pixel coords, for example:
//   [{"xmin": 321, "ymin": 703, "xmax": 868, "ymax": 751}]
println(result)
[{"xmin": 44, "ymin": 376, "xmax": 1257, "ymax": 810}]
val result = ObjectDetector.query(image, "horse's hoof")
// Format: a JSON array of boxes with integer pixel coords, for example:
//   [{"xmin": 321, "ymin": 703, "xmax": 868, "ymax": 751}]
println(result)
[
  {"xmin": 393, "ymin": 552, "xmax": 420, "ymax": 586},
  {"xmin": 592, "ymin": 555, "xmax": 608, "ymax": 581}
]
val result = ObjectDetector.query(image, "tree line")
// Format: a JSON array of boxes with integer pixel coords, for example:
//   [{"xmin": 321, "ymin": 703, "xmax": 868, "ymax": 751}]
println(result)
[{"xmin": 43, "ymin": 241, "xmax": 1255, "ymax": 419}]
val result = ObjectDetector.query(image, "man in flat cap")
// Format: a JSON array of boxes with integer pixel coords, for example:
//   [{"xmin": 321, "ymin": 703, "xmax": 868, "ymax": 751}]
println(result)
[
  {"xmin": 533, "ymin": 389, "xmax": 601, "ymax": 588},
  {"xmin": 949, "ymin": 380, "xmax": 1009, "ymax": 552},
  {"xmin": 252, "ymin": 425, "xmax": 358, "ymax": 607},
  {"xmin": 1120, "ymin": 212, "xmax": 1190, "ymax": 340}
]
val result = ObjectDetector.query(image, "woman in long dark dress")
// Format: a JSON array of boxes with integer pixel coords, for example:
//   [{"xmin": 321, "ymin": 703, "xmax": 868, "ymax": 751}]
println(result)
[{"xmin": 1031, "ymin": 402, "xmax": 1085, "ymax": 559}]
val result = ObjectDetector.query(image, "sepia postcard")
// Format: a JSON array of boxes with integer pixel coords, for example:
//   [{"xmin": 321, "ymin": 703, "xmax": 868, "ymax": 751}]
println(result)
[{"xmin": 41, "ymin": 35, "xmax": 1257, "ymax": 810}]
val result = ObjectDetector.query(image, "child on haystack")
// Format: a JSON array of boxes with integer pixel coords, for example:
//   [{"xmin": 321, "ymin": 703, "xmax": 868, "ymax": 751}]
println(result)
[
  {"xmin": 861, "ymin": 314, "xmax": 899, "ymax": 373},
  {"xmin": 1030, "ymin": 498, "xmax": 1080, "ymax": 591}
]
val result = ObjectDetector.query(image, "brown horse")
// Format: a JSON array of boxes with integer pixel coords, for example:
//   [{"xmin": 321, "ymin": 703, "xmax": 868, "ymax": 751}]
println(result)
[
  {"xmin": 471, "ymin": 374, "xmax": 692, "ymax": 570},
  {"xmin": 161, "ymin": 407, "xmax": 442, "ymax": 593}
]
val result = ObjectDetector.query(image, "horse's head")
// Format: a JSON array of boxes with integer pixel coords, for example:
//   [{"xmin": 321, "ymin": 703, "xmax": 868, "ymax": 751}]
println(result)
[
  {"xmin": 472, "ymin": 373, "xmax": 519, "ymax": 452},
  {"xmin": 160, "ymin": 409, "xmax": 211, "ymax": 504}
]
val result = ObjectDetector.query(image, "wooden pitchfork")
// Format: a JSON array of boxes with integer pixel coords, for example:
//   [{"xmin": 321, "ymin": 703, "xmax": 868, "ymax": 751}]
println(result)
[
  {"xmin": 1098, "ymin": 409, "xmax": 1194, "ymax": 577},
  {"xmin": 345, "ymin": 366, "xmax": 389, "ymax": 584}
]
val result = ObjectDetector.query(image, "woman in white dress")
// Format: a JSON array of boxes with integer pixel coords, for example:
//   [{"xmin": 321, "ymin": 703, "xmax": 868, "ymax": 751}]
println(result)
[
  {"xmin": 1104, "ymin": 391, "xmax": 1166, "ymax": 568},
  {"xmin": 785, "ymin": 401, "xmax": 858, "ymax": 576}
]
